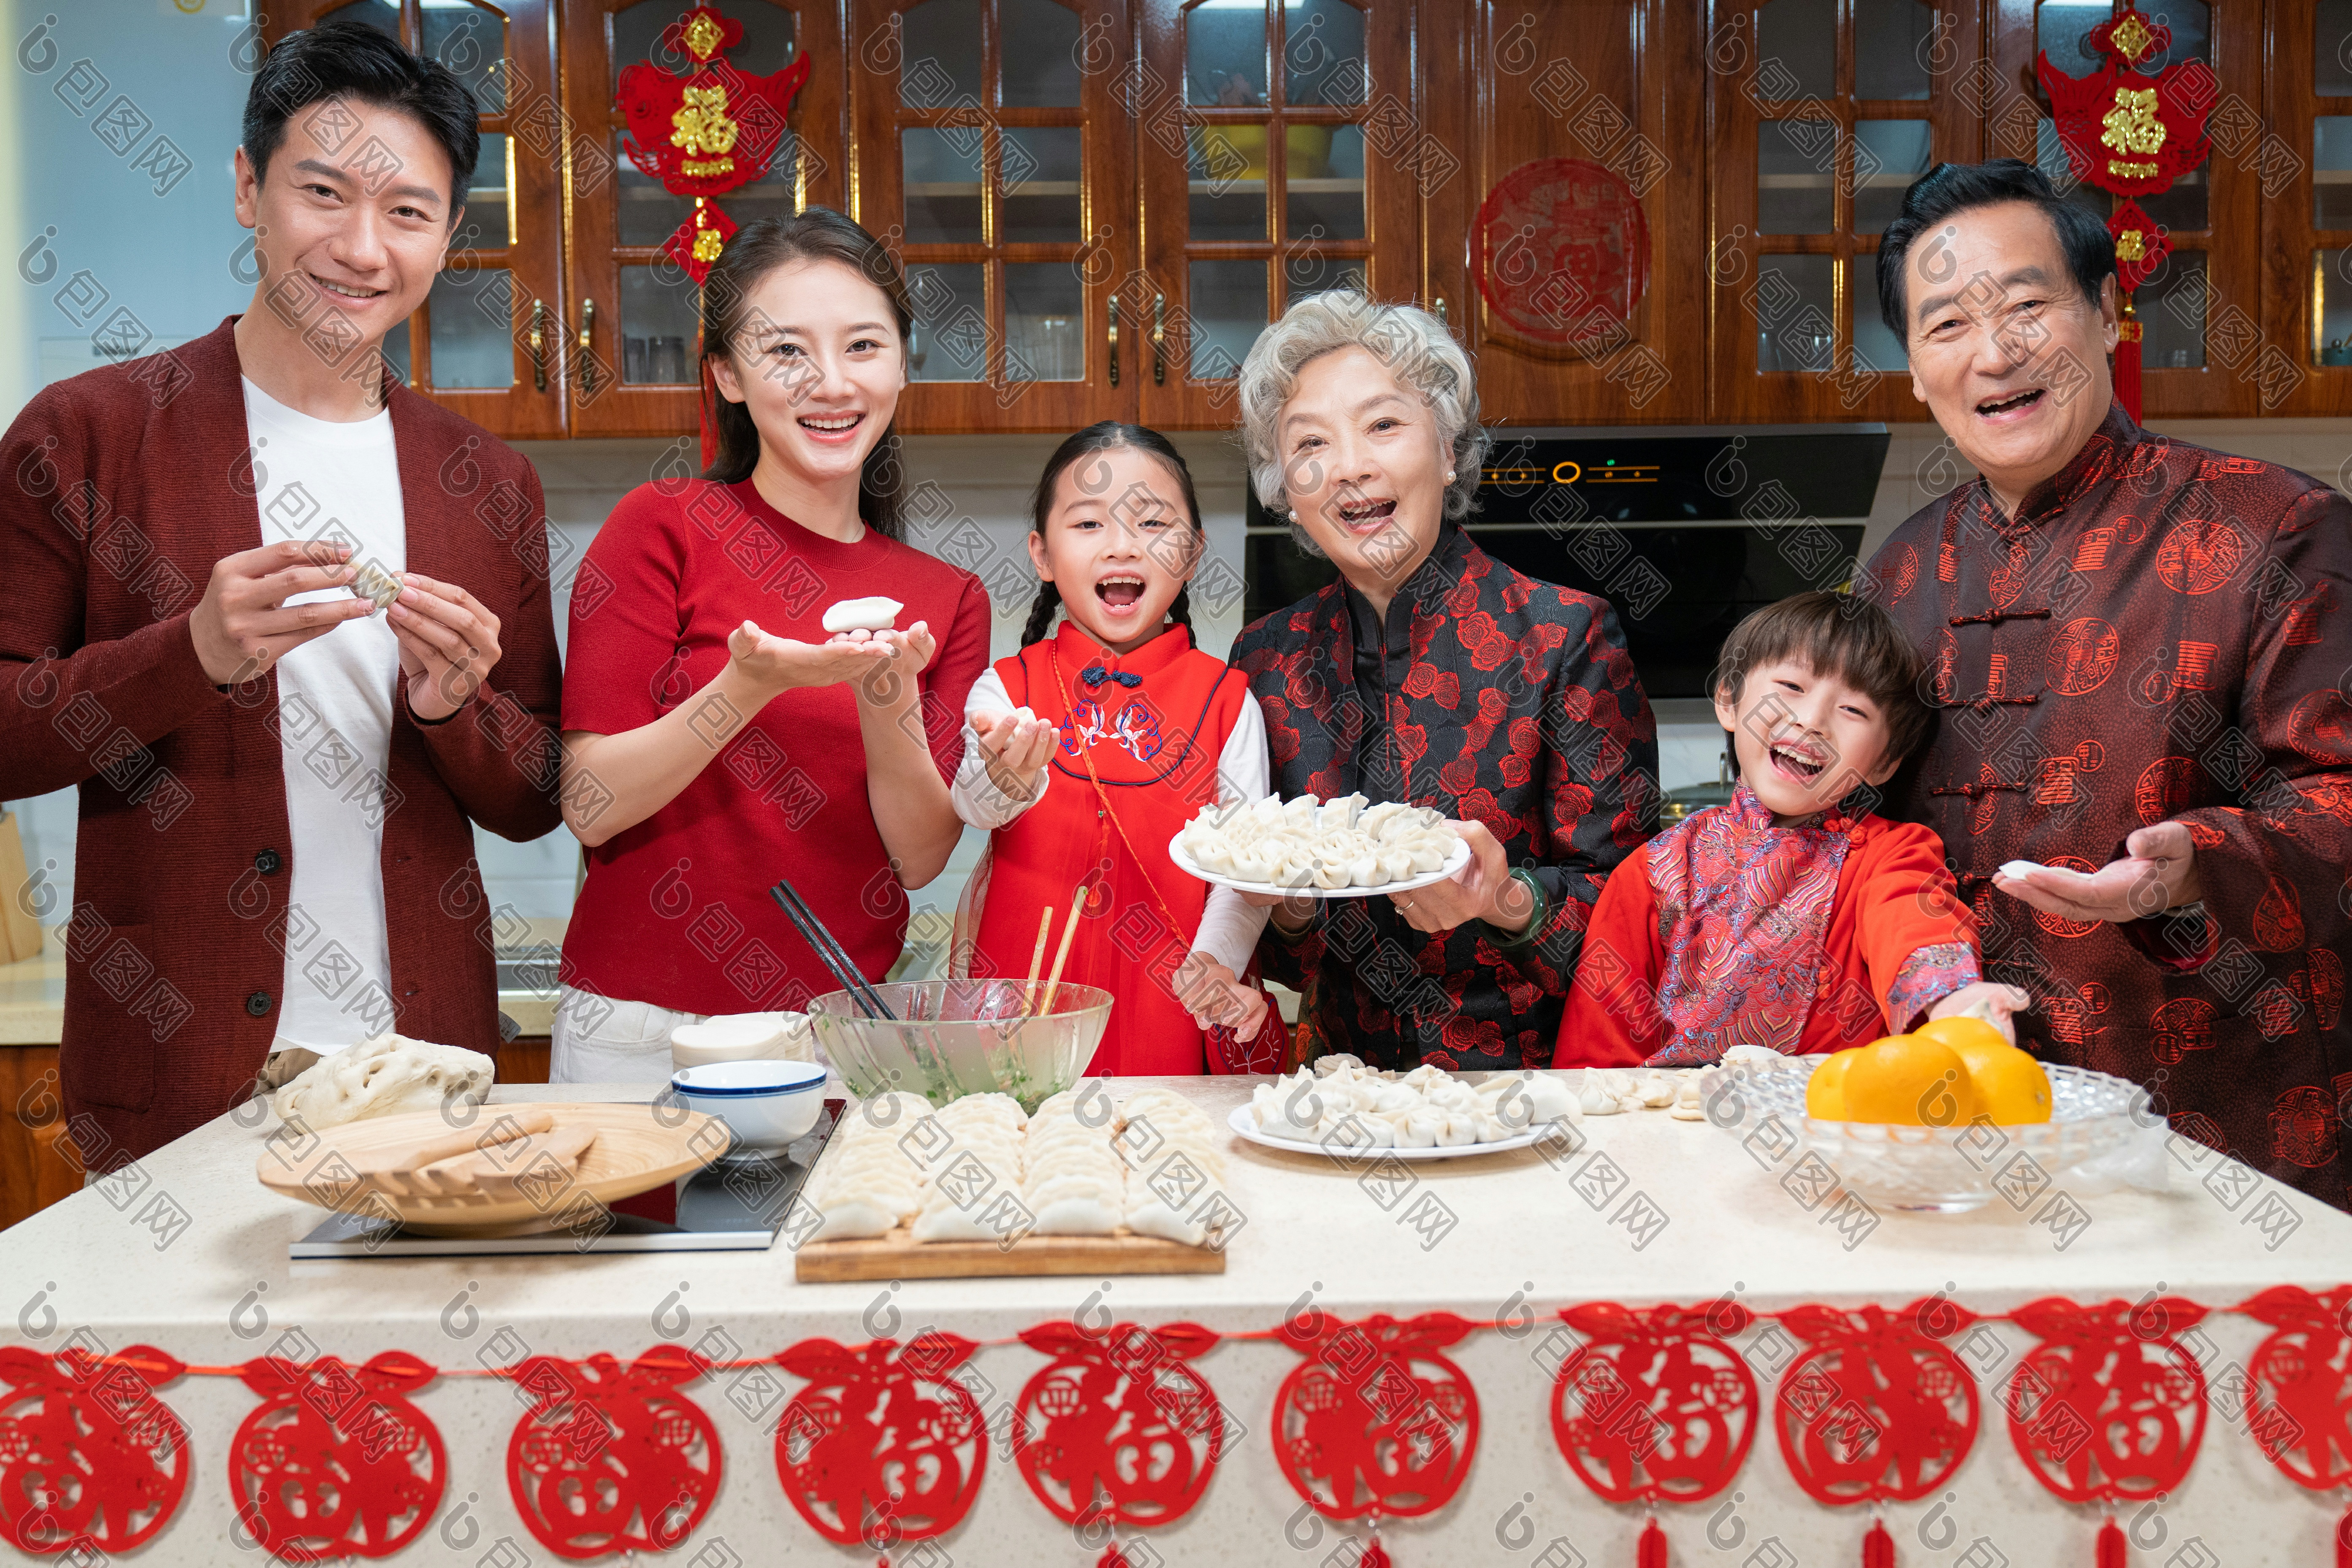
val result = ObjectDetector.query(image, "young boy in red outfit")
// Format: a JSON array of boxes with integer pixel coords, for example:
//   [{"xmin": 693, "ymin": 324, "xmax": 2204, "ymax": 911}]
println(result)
[{"xmin": 1558, "ymin": 592, "xmax": 2026, "ymax": 1066}]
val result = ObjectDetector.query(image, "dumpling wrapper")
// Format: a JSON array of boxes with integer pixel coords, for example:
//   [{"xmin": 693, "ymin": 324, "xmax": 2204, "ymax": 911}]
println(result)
[
  {"xmin": 271, "ymin": 1033, "xmax": 494, "ymax": 1131},
  {"xmin": 822, "ymin": 596, "xmax": 902, "ymax": 633}
]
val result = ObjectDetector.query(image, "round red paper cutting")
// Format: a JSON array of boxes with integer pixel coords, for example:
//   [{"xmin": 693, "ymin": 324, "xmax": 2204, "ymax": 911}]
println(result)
[{"xmin": 1471, "ymin": 158, "xmax": 1651, "ymax": 346}]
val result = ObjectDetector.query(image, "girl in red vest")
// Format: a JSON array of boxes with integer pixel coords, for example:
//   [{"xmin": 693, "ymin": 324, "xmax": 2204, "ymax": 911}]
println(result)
[{"xmin": 951, "ymin": 423, "xmax": 1280, "ymax": 1075}]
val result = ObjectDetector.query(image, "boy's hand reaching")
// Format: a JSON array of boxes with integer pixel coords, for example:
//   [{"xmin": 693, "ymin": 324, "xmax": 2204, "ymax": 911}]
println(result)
[
  {"xmin": 971, "ymin": 707, "xmax": 1059, "ymax": 801},
  {"xmin": 1927, "ymin": 981, "xmax": 2034, "ymax": 1043},
  {"xmin": 1173, "ymin": 955, "xmax": 1268, "ymax": 1041}
]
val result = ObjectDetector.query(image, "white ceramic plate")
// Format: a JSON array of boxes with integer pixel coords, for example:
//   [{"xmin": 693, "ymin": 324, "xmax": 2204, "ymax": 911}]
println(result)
[
  {"xmin": 1168, "ymin": 832, "xmax": 1472, "ymax": 899},
  {"xmin": 1225, "ymin": 1103, "xmax": 1553, "ymax": 1161}
]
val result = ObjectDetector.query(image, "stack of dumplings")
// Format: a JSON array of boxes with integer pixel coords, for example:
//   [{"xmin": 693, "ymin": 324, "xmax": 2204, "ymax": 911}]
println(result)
[
  {"xmin": 1247, "ymin": 1059, "xmax": 1582, "ymax": 1149},
  {"xmin": 802, "ymin": 1087, "xmax": 1228, "ymax": 1250},
  {"xmin": 803, "ymin": 1090, "xmax": 933, "ymax": 1241},
  {"xmin": 1114, "ymin": 1086, "xmax": 1230, "ymax": 1247},
  {"xmin": 1176, "ymin": 793, "xmax": 1460, "ymax": 890}
]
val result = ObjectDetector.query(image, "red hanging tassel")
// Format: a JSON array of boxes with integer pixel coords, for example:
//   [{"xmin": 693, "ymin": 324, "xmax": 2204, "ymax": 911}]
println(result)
[
  {"xmin": 1638, "ymin": 1515, "xmax": 1669, "ymax": 1568},
  {"xmin": 1862, "ymin": 1518, "xmax": 1895, "ymax": 1568},
  {"xmin": 2113, "ymin": 291, "xmax": 2143, "ymax": 423},
  {"xmin": 2096, "ymin": 1515, "xmax": 2127, "ymax": 1568},
  {"xmin": 2335, "ymin": 1501, "xmax": 2351, "ymax": 1568},
  {"xmin": 1360, "ymin": 1535, "xmax": 1393, "ymax": 1568},
  {"xmin": 1097, "ymin": 1544, "xmax": 1133, "ymax": 1568}
]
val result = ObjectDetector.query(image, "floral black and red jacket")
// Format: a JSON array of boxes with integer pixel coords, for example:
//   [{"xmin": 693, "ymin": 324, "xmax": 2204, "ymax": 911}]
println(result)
[{"xmin": 1230, "ymin": 524, "xmax": 1660, "ymax": 1070}]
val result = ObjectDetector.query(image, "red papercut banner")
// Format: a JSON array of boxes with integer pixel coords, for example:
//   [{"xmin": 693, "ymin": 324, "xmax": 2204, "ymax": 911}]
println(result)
[
  {"xmin": 1274, "ymin": 1311, "xmax": 1480, "ymax": 1523},
  {"xmin": 2006, "ymin": 1296, "xmax": 2209, "ymax": 1503},
  {"xmin": 2235, "ymin": 1285, "xmax": 2352, "ymax": 1489},
  {"xmin": 230, "ymin": 1351, "xmax": 445, "ymax": 1560},
  {"xmin": 774, "ymin": 1334, "xmax": 987, "ymax": 1553},
  {"xmin": 1014, "ymin": 1321, "xmax": 1226, "ymax": 1534},
  {"xmin": 1773, "ymin": 1302, "xmax": 1981, "ymax": 1506},
  {"xmin": 506, "ymin": 1347, "xmax": 720, "ymax": 1560},
  {"xmin": 1550, "ymin": 1300, "xmax": 1759, "ymax": 1506},
  {"xmin": 0, "ymin": 1344, "xmax": 189, "ymax": 1556},
  {"xmin": 2035, "ymin": 6, "xmax": 2215, "ymax": 198}
]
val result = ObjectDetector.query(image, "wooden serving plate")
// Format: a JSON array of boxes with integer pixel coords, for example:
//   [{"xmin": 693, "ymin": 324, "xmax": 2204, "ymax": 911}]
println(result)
[
  {"xmin": 257, "ymin": 1102, "xmax": 732, "ymax": 1237},
  {"xmin": 796, "ymin": 1227, "xmax": 1225, "ymax": 1282}
]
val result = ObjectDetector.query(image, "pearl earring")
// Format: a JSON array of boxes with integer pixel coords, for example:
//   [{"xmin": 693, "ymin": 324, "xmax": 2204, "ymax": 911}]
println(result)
[{"xmin": 1444, "ymin": 471, "xmax": 1456, "ymax": 483}]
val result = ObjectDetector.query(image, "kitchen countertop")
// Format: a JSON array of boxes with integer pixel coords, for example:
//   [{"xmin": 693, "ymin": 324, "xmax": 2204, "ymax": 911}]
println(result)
[
  {"xmin": 2, "ymin": 1074, "xmax": 2341, "ymax": 1564},
  {"xmin": 0, "ymin": 918, "xmax": 567, "ymax": 1044}
]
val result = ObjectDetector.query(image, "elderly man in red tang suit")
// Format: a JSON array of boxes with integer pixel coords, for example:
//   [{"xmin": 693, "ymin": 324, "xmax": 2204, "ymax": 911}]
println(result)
[{"xmin": 1863, "ymin": 160, "xmax": 2352, "ymax": 1213}]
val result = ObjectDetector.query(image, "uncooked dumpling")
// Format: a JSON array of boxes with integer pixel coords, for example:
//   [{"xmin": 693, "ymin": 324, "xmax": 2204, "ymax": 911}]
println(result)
[
  {"xmin": 271, "ymin": 1033, "xmax": 494, "ymax": 1131},
  {"xmin": 822, "ymin": 596, "xmax": 902, "ymax": 633}
]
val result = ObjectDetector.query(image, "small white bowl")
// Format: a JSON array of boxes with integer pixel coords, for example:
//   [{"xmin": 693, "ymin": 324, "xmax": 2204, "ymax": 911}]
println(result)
[
  {"xmin": 670, "ymin": 1011, "xmax": 813, "ymax": 1071},
  {"xmin": 670, "ymin": 1060, "xmax": 828, "ymax": 1153}
]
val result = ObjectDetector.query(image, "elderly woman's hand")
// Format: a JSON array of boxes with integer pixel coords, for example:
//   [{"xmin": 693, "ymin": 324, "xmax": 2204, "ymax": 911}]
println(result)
[{"xmin": 1389, "ymin": 821, "xmax": 1535, "ymax": 936}]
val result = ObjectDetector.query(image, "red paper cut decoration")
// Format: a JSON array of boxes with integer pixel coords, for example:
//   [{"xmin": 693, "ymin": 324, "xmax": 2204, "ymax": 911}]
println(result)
[
  {"xmin": 1274, "ymin": 1311, "xmax": 1480, "ymax": 1529},
  {"xmin": 2238, "ymin": 1285, "xmax": 2352, "ymax": 1486},
  {"xmin": 1550, "ymin": 1301, "xmax": 1758, "ymax": 1507},
  {"xmin": 775, "ymin": 1334, "xmax": 987, "ymax": 1553},
  {"xmin": 0, "ymin": 1344, "xmax": 189, "ymax": 1556},
  {"xmin": 506, "ymin": 1347, "xmax": 720, "ymax": 1560},
  {"xmin": 1470, "ymin": 158, "xmax": 1652, "ymax": 347},
  {"xmin": 2035, "ymin": 3, "xmax": 2217, "ymax": 420},
  {"xmin": 1014, "ymin": 1322, "xmax": 1225, "ymax": 1537},
  {"xmin": 2006, "ymin": 1297, "xmax": 2209, "ymax": 1503},
  {"xmin": 229, "ymin": 1351, "xmax": 445, "ymax": 1560},
  {"xmin": 615, "ymin": 4, "xmax": 811, "ymax": 283},
  {"xmin": 1774, "ymin": 1302, "xmax": 1981, "ymax": 1505}
]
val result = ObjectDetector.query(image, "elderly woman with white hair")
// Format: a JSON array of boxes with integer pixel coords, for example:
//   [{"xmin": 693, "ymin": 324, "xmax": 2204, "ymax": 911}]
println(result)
[{"xmin": 1228, "ymin": 292, "xmax": 1659, "ymax": 1071}]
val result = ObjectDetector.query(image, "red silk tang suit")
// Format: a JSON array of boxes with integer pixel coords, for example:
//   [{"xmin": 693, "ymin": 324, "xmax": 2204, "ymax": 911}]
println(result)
[
  {"xmin": 967, "ymin": 623, "xmax": 1253, "ymax": 1076},
  {"xmin": 1868, "ymin": 402, "xmax": 2352, "ymax": 1211},
  {"xmin": 1231, "ymin": 524, "xmax": 1658, "ymax": 1071},
  {"xmin": 1558, "ymin": 786, "xmax": 1980, "ymax": 1066}
]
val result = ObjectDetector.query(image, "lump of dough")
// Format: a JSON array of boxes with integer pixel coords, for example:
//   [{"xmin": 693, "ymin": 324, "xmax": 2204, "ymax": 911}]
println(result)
[
  {"xmin": 271, "ymin": 1033, "xmax": 494, "ymax": 1131},
  {"xmin": 822, "ymin": 596, "xmax": 902, "ymax": 632}
]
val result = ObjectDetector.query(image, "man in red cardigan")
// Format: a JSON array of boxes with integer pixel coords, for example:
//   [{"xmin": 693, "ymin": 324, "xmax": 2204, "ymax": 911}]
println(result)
[{"xmin": 0, "ymin": 24, "xmax": 564, "ymax": 1170}]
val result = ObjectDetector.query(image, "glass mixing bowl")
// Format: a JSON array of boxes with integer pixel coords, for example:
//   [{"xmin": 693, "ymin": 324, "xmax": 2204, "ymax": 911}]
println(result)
[{"xmin": 805, "ymin": 980, "xmax": 1113, "ymax": 1112}]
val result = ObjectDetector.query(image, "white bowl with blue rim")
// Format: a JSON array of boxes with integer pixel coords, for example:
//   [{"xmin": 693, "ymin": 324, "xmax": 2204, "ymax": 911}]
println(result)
[{"xmin": 669, "ymin": 1060, "xmax": 828, "ymax": 1154}]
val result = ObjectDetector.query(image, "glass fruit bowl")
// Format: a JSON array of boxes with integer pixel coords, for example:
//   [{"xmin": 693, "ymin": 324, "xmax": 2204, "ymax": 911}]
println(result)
[
  {"xmin": 806, "ymin": 980, "xmax": 1112, "ymax": 1113},
  {"xmin": 1721, "ymin": 1056, "xmax": 2151, "ymax": 1212}
]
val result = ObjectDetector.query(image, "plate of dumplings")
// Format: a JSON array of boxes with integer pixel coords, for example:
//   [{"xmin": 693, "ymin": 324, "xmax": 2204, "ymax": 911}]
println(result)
[
  {"xmin": 1231, "ymin": 1059, "xmax": 1580, "ymax": 1161},
  {"xmin": 1170, "ymin": 793, "xmax": 1470, "ymax": 898}
]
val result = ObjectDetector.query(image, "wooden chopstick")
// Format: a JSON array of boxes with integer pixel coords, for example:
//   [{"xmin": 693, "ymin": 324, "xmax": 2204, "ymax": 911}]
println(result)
[
  {"xmin": 1039, "ymin": 887, "xmax": 1087, "ymax": 1013},
  {"xmin": 1025, "ymin": 907, "xmax": 1054, "ymax": 1009}
]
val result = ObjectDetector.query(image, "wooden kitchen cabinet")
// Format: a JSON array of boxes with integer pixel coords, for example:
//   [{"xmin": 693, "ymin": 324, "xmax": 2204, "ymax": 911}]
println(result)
[
  {"xmin": 2259, "ymin": 0, "xmax": 2352, "ymax": 415},
  {"xmin": 1421, "ymin": 0, "xmax": 1707, "ymax": 428},
  {"xmin": 561, "ymin": 0, "xmax": 846, "ymax": 436},
  {"xmin": 267, "ymin": 0, "xmax": 570, "ymax": 438},
  {"xmin": 848, "ymin": 0, "xmax": 1137, "ymax": 432}
]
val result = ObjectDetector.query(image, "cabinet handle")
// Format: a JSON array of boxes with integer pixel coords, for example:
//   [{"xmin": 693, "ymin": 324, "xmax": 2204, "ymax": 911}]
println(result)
[
  {"xmin": 1152, "ymin": 292, "xmax": 1166, "ymax": 385},
  {"xmin": 575, "ymin": 299, "xmax": 596, "ymax": 395},
  {"xmin": 528, "ymin": 298, "xmax": 547, "ymax": 392},
  {"xmin": 1108, "ymin": 296, "xmax": 1120, "ymax": 388},
  {"xmin": 1435, "ymin": 295, "xmax": 1448, "ymax": 327}
]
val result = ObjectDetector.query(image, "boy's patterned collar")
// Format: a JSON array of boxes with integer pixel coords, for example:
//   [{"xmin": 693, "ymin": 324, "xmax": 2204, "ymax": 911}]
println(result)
[{"xmin": 1723, "ymin": 779, "xmax": 1858, "ymax": 837}]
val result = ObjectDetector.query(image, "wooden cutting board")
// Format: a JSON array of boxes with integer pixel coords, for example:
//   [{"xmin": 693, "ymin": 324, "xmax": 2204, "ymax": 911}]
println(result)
[{"xmin": 796, "ymin": 1227, "xmax": 1225, "ymax": 1282}]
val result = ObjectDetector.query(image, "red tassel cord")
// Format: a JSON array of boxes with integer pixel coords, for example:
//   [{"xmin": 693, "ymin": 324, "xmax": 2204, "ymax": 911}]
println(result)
[
  {"xmin": 1637, "ymin": 1514, "xmax": 1669, "ymax": 1568},
  {"xmin": 1097, "ymin": 1544, "xmax": 1134, "ymax": 1568},
  {"xmin": 2336, "ymin": 1501, "xmax": 2350, "ymax": 1568},
  {"xmin": 1359, "ymin": 1538, "xmax": 1391, "ymax": 1568},
  {"xmin": 1862, "ymin": 1518, "xmax": 1894, "ymax": 1568},
  {"xmin": 2096, "ymin": 1514, "xmax": 2127, "ymax": 1568}
]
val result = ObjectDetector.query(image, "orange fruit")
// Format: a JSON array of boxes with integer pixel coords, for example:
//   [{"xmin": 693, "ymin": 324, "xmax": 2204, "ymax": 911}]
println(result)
[
  {"xmin": 1914, "ymin": 1016, "xmax": 2012, "ymax": 1058},
  {"xmin": 1805, "ymin": 1048, "xmax": 1860, "ymax": 1120},
  {"xmin": 1841, "ymin": 1034, "xmax": 1982, "ymax": 1127},
  {"xmin": 1916, "ymin": 1016, "xmax": 2052, "ymax": 1124}
]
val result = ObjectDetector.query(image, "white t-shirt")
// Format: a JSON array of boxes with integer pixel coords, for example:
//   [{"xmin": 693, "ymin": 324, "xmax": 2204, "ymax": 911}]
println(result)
[{"xmin": 241, "ymin": 377, "xmax": 407, "ymax": 1051}]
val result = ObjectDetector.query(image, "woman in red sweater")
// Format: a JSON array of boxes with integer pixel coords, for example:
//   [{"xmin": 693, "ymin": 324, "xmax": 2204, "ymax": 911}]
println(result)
[{"xmin": 553, "ymin": 211, "xmax": 990, "ymax": 1082}]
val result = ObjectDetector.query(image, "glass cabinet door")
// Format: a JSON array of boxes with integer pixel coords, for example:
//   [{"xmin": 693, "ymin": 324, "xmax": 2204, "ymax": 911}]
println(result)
[
  {"xmin": 1136, "ymin": 0, "xmax": 1414, "ymax": 427},
  {"xmin": 851, "ymin": 0, "xmax": 1136, "ymax": 431},
  {"xmin": 564, "ymin": 0, "xmax": 848, "ymax": 437},
  {"xmin": 1711, "ymin": 0, "xmax": 1981, "ymax": 422},
  {"xmin": 2258, "ymin": 0, "xmax": 2352, "ymax": 414},
  {"xmin": 266, "ymin": 0, "xmax": 566, "ymax": 438}
]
